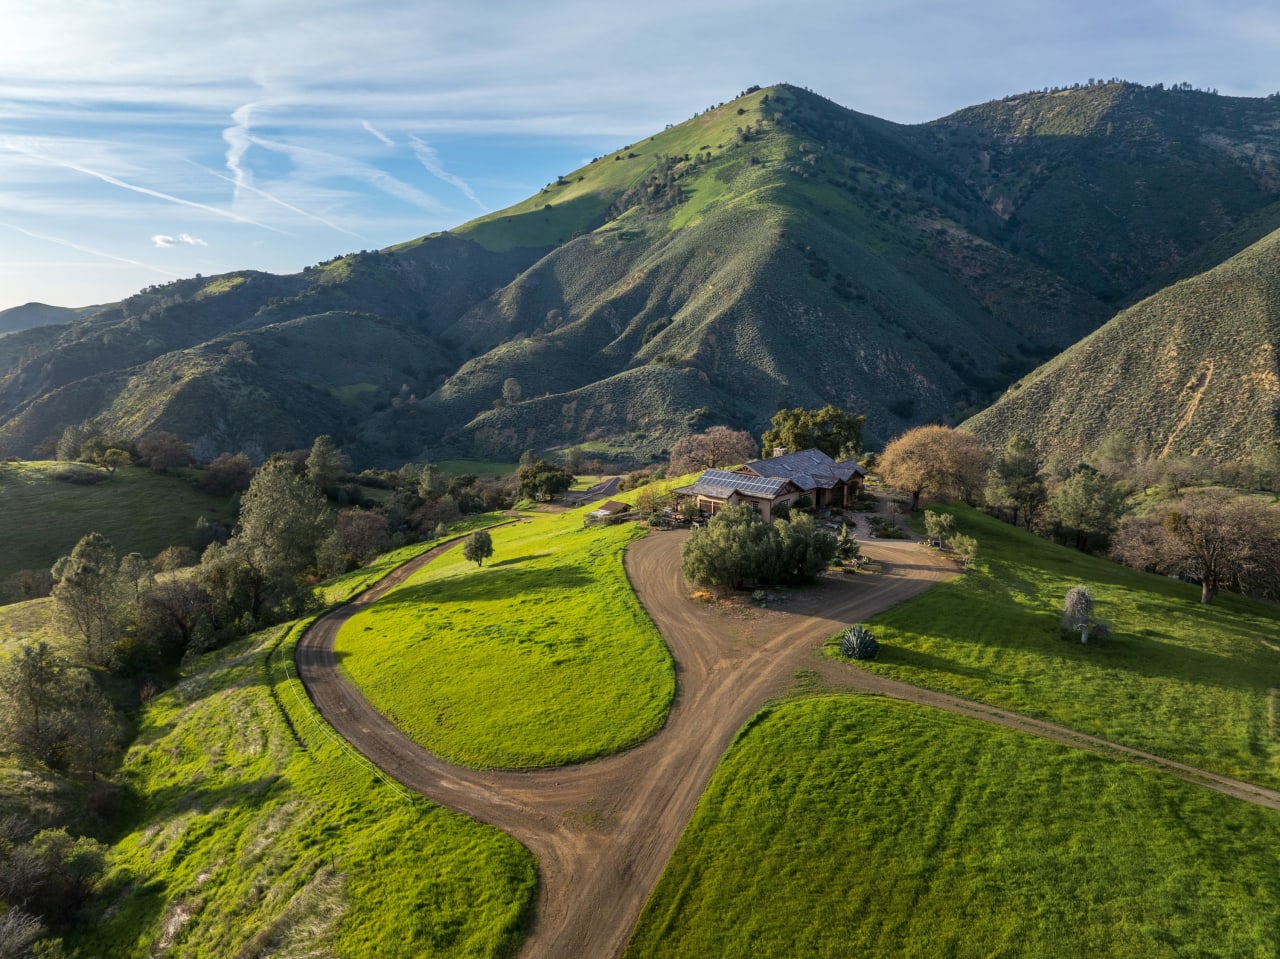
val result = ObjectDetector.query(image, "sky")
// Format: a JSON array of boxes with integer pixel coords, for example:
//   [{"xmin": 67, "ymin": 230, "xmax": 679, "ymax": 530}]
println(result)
[{"xmin": 2, "ymin": 1, "xmax": 1278, "ymax": 313}]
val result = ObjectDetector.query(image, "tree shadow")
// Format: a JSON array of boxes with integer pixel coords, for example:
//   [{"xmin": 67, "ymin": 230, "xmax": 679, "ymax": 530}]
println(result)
[{"xmin": 370, "ymin": 565, "xmax": 593, "ymax": 609}]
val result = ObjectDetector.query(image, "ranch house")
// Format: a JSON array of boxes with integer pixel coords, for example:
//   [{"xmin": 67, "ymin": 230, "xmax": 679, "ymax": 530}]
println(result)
[{"xmin": 675, "ymin": 448, "xmax": 866, "ymax": 523}]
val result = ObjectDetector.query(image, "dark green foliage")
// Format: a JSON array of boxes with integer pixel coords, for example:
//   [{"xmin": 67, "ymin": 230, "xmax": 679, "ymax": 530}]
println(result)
[
  {"xmin": 680, "ymin": 504, "xmax": 837, "ymax": 589},
  {"xmin": 839, "ymin": 624, "xmax": 879, "ymax": 660},
  {"xmin": 762, "ymin": 405, "xmax": 864, "ymax": 459},
  {"xmin": 463, "ymin": 528, "xmax": 494, "ymax": 567},
  {"xmin": 1048, "ymin": 467, "xmax": 1129, "ymax": 551},
  {"xmin": 50, "ymin": 532, "xmax": 120, "ymax": 665},
  {"xmin": 0, "ymin": 827, "xmax": 106, "ymax": 928},
  {"xmin": 986, "ymin": 434, "xmax": 1046, "ymax": 529},
  {"xmin": 517, "ymin": 459, "xmax": 574, "ymax": 501}
]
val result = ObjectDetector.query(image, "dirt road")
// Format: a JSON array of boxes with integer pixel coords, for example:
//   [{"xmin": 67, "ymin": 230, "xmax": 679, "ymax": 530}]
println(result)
[{"xmin": 296, "ymin": 530, "xmax": 1280, "ymax": 959}]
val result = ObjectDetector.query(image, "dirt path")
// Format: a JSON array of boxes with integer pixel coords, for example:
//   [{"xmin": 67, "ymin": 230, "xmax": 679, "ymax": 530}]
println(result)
[{"xmin": 296, "ymin": 530, "xmax": 1280, "ymax": 959}]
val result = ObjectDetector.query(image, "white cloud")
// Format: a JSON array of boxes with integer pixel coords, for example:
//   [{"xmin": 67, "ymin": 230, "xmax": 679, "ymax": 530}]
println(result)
[
  {"xmin": 410, "ymin": 136, "xmax": 488, "ymax": 212},
  {"xmin": 361, "ymin": 120, "xmax": 394, "ymax": 146},
  {"xmin": 2, "ymin": 220, "xmax": 179, "ymax": 276},
  {"xmin": 223, "ymin": 103, "xmax": 256, "ymax": 198},
  {"xmin": 152, "ymin": 233, "xmax": 207, "ymax": 247}
]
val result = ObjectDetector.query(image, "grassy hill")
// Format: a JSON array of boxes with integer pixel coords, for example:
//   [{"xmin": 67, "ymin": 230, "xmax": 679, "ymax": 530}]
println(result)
[
  {"xmin": 0, "ymin": 460, "xmax": 234, "ymax": 603},
  {"xmin": 75, "ymin": 622, "xmax": 536, "ymax": 958},
  {"xmin": 625, "ymin": 696, "xmax": 1280, "ymax": 958},
  {"xmin": 3, "ymin": 82, "xmax": 1280, "ymax": 464},
  {"xmin": 965, "ymin": 225, "xmax": 1280, "ymax": 462}
]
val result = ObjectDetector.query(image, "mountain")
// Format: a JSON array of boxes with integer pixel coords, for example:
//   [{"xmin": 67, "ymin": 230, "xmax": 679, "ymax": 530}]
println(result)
[
  {"xmin": 964, "ymin": 225, "xmax": 1280, "ymax": 462},
  {"xmin": 0, "ymin": 302, "xmax": 98, "ymax": 336},
  {"xmin": 2, "ymin": 81, "xmax": 1279, "ymax": 465}
]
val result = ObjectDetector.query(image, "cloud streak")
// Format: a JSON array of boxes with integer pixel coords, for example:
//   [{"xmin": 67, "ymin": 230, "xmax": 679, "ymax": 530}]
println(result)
[
  {"xmin": 410, "ymin": 136, "xmax": 488, "ymax": 212},
  {"xmin": 362, "ymin": 120, "xmax": 394, "ymax": 146},
  {"xmin": 1, "ymin": 138, "xmax": 285, "ymax": 232},
  {"xmin": 223, "ymin": 103, "xmax": 256, "ymax": 199},
  {"xmin": 2, "ymin": 220, "xmax": 180, "ymax": 277}
]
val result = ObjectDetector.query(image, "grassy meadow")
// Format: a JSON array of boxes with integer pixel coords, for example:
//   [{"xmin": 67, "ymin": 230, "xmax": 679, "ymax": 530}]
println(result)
[
  {"xmin": 80, "ymin": 621, "xmax": 535, "ymax": 958},
  {"xmin": 0, "ymin": 460, "xmax": 233, "ymax": 598},
  {"xmin": 625, "ymin": 696, "xmax": 1280, "ymax": 958},
  {"xmin": 334, "ymin": 509, "xmax": 675, "ymax": 768},
  {"xmin": 836, "ymin": 504, "xmax": 1280, "ymax": 786}
]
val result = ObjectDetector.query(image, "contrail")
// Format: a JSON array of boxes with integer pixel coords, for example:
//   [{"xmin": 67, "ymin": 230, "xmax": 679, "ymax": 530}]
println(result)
[
  {"xmin": 196, "ymin": 163, "xmax": 365, "ymax": 238},
  {"xmin": 410, "ymin": 135, "xmax": 489, "ymax": 212},
  {"xmin": 0, "ymin": 220, "xmax": 182, "ymax": 277},
  {"xmin": 1, "ymin": 139, "xmax": 286, "ymax": 232}
]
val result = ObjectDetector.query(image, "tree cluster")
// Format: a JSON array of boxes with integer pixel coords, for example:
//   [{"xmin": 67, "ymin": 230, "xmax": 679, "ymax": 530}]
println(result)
[{"xmin": 680, "ymin": 504, "xmax": 838, "ymax": 589}]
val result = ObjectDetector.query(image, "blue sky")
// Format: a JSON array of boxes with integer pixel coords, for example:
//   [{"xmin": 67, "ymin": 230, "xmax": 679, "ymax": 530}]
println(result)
[{"xmin": 2, "ymin": 0, "xmax": 1277, "ymax": 312}]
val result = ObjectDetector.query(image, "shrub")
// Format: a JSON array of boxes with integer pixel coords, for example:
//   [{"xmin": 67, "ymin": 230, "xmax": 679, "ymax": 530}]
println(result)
[{"xmin": 839, "ymin": 624, "xmax": 879, "ymax": 660}]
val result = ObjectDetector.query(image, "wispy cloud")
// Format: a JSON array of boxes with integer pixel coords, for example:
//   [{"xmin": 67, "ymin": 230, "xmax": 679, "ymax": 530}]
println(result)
[
  {"xmin": 223, "ymin": 103, "xmax": 256, "ymax": 198},
  {"xmin": 195, "ymin": 163, "xmax": 365, "ymax": 239},
  {"xmin": 152, "ymin": 232, "xmax": 207, "ymax": 247},
  {"xmin": 410, "ymin": 136, "xmax": 488, "ymax": 212},
  {"xmin": 0, "ymin": 138, "xmax": 285, "ymax": 232},
  {"xmin": 2, "ymin": 220, "xmax": 180, "ymax": 277},
  {"xmin": 361, "ymin": 120, "xmax": 394, "ymax": 146}
]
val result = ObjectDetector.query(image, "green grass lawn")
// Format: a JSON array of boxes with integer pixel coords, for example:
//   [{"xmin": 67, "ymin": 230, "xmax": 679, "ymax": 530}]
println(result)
[
  {"xmin": 626, "ymin": 695, "xmax": 1280, "ymax": 958},
  {"xmin": 80, "ymin": 621, "xmax": 535, "ymax": 958},
  {"xmin": 840, "ymin": 505, "xmax": 1280, "ymax": 787},
  {"xmin": 334, "ymin": 510, "xmax": 674, "ymax": 768},
  {"xmin": 0, "ymin": 460, "xmax": 233, "ymax": 601},
  {"xmin": 316, "ymin": 514, "xmax": 513, "ymax": 606}
]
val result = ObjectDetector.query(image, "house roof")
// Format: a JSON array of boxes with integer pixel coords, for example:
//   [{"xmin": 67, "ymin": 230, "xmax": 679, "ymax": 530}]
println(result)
[
  {"xmin": 595, "ymin": 500, "xmax": 629, "ymax": 514},
  {"xmin": 738, "ymin": 448, "xmax": 866, "ymax": 491},
  {"xmin": 676, "ymin": 468, "xmax": 793, "ymax": 501}
]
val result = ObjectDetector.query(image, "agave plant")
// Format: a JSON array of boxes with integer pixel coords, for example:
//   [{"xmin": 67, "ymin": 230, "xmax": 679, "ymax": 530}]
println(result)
[{"xmin": 839, "ymin": 624, "xmax": 879, "ymax": 661}]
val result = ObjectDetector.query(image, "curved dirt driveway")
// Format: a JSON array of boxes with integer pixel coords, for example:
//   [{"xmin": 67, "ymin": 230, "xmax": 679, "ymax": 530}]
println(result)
[{"xmin": 296, "ymin": 530, "xmax": 1280, "ymax": 959}]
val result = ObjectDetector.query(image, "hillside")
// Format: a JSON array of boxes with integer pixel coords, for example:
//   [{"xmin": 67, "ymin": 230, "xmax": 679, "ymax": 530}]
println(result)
[
  {"xmin": 2, "ymin": 82, "xmax": 1279, "ymax": 464},
  {"xmin": 965, "ymin": 225, "xmax": 1280, "ymax": 461},
  {"xmin": 0, "ymin": 302, "xmax": 95, "ymax": 336}
]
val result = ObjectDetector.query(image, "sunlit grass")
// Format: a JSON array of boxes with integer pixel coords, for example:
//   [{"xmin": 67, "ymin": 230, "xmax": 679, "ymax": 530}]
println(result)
[
  {"xmin": 626, "ymin": 695, "xmax": 1280, "ymax": 958},
  {"xmin": 838, "ymin": 504, "xmax": 1280, "ymax": 786},
  {"xmin": 335, "ymin": 510, "xmax": 674, "ymax": 767},
  {"xmin": 80, "ymin": 622, "xmax": 535, "ymax": 958}
]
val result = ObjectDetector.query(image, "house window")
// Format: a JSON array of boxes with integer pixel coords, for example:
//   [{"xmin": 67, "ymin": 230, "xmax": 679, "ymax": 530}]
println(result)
[{"xmin": 750, "ymin": 500, "xmax": 760, "ymax": 513}]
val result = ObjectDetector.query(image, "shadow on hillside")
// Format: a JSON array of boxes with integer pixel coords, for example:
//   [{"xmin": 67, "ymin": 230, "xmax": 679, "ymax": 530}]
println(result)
[
  {"xmin": 488, "ymin": 552, "xmax": 549, "ymax": 568},
  {"xmin": 371, "ymin": 564, "xmax": 593, "ymax": 609}
]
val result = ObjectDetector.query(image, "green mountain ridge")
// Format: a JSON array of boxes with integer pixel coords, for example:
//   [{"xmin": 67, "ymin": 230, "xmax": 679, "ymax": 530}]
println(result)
[
  {"xmin": 2, "ymin": 82, "xmax": 1279, "ymax": 463},
  {"xmin": 964, "ymin": 224, "xmax": 1280, "ymax": 461}
]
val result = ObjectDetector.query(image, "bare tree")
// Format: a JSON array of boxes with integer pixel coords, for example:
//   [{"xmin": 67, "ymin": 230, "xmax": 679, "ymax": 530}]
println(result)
[
  {"xmin": 1111, "ymin": 490, "xmax": 1280, "ymax": 603},
  {"xmin": 669, "ymin": 426, "xmax": 758, "ymax": 475}
]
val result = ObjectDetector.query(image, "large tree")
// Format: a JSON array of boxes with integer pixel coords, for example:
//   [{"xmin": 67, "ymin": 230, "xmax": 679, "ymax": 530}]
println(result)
[
  {"xmin": 50, "ymin": 532, "xmax": 121, "ymax": 665},
  {"xmin": 986, "ymin": 434, "xmax": 1046, "ymax": 529},
  {"xmin": 462, "ymin": 529, "xmax": 494, "ymax": 567},
  {"xmin": 305, "ymin": 434, "xmax": 349, "ymax": 490},
  {"xmin": 517, "ymin": 460, "xmax": 574, "ymax": 501},
  {"xmin": 878, "ymin": 425, "xmax": 990, "ymax": 512},
  {"xmin": 761, "ymin": 405, "xmax": 864, "ymax": 460},
  {"xmin": 1049, "ymin": 467, "xmax": 1129, "ymax": 551},
  {"xmin": 1111, "ymin": 490, "xmax": 1280, "ymax": 603},
  {"xmin": 207, "ymin": 459, "xmax": 331, "ymax": 621},
  {"xmin": 0, "ymin": 642, "xmax": 68, "ymax": 764},
  {"xmin": 669, "ymin": 426, "xmax": 758, "ymax": 475}
]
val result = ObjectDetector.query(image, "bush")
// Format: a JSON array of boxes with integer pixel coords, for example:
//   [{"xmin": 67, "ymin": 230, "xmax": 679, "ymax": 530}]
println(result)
[{"xmin": 839, "ymin": 624, "xmax": 879, "ymax": 660}]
